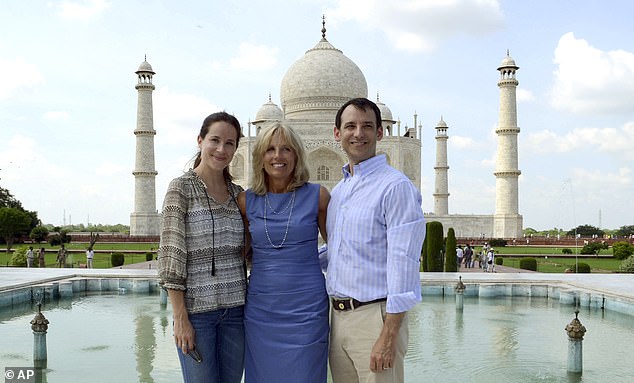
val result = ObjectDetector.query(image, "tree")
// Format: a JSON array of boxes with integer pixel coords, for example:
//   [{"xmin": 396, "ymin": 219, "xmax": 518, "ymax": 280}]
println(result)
[
  {"xmin": 566, "ymin": 224, "xmax": 604, "ymax": 237},
  {"xmin": 30, "ymin": 225, "xmax": 50, "ymax": 243},
  {"xmin": 0, "ymin": 186, "xmax": 24, "ymax": 209},
  {"xmin": 523, "ymin": 227, "xmax": 538, "ymax": 236},
  {"xmin": 580, "ymin": 242, "xmax": 608, "ymax": 255},
  {"xmin": 0, "ymin": 186, "xmax": 39, "ymax": 238},
  {"xmin": 612, "ymin": 242, "xmax": 634, "ymax": 260},
  {"xmin": 615, "ymin": 225, "xmax": 634, "ymax": 237},
  {"xmin": 0, "ymin": 207, "xmax": 32, "ymax": 251},
  {"xmin": 426, "ymin": 221, "xmax": 444, "ymax": 272},
  {"xmin": 445, "ymin": 228, "xmax": 458, "ymax": 272}
]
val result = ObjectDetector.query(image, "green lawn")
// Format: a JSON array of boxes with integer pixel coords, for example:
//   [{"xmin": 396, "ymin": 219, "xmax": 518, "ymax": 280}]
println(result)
[
  {"xmin": 1, "ymin": 242, "xmax": 158, "ymax": 268},
  {"xmin": 483, "ymin": 246, "xmax": 612, "ymax": 256},
  {"xmin": 500, "ymin": 256, "xmax": 622, "ymax": 273}
]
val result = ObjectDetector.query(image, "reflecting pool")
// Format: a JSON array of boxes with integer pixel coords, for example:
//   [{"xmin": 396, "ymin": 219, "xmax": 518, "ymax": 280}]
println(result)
[{"xmin": 1, "ymin": 292, "xmax": 633, "ymax": 382}]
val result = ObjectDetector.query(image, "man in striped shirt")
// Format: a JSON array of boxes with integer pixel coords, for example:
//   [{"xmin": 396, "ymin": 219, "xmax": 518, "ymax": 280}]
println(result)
[{"xmin": 326, "ymin": 98, "xmax": 426, "ymax": 383}]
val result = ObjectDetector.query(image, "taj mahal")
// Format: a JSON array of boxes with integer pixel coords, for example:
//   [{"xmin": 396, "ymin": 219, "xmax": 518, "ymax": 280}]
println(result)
[{"xmin": 129, "ymin": 20, "xmax": 523, "ymax": 239}]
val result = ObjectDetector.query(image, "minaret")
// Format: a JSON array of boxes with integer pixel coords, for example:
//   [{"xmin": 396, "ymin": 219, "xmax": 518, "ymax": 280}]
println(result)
[
  {"xmin": 130, "ymin": 57, "xmax": 160, "ymax": 236},
  {"xmin": 433, "ymin": 117, "xmax": 449, "ymax": 216},
  {"xmin": 493, "ymin": 51, "xmax": 523, "ymax": 238}
]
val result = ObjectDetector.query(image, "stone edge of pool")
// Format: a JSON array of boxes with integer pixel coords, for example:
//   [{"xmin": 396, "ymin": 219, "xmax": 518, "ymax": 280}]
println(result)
[{"xmin": 1, "ymin": 268, "xmax": 633, "ymax": 317}]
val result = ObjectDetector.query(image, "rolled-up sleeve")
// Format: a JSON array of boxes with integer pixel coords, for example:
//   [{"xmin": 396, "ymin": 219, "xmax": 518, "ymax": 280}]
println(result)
[
  {"xmin": 158, "ymin": 179, "xmax": 188, "ymax": 291},
  {"xmin": 385, "ymin": 181, "xmax": 426, "ymax": 313}
]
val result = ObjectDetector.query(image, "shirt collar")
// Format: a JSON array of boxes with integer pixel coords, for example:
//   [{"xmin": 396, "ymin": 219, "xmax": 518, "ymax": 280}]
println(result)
[{"xmin": 342, "ymin": 154, "xmax": 386, "ymax": 179}]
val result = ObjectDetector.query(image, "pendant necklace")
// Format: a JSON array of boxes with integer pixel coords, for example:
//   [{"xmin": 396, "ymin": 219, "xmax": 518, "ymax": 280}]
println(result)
[{"xmin": 264, "ymin": 190, "xmax": 296, "ymax": 248}]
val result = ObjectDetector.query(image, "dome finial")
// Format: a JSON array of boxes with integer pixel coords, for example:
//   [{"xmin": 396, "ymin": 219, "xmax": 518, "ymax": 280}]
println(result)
[
  {"xmin": 376, "ymin": 91, "xmax": 380, "ymax": 102},
  {"xmin": 506, "ymin": 49, "xmax": 510, "ymax": 57},
  {"xmin": 268, "ymin": 92, "xmax": 272, "ymax": 102},
  {"xmin": 321, "ymin": 15, "xmax": 326, "ymax": 39}
]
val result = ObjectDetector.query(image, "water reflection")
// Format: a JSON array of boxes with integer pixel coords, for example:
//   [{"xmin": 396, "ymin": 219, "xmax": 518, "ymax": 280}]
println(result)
[
  {"xmin": 1, "ymin": 292, "xmax": 633, "ymax": 382},
  {"xmin": 134, "ymin": 311, "xmax": 156, "ymax": 383}
]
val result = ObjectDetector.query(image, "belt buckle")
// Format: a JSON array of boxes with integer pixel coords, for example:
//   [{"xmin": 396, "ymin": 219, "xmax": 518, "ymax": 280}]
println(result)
[{"xmin": 334, "ymin": 298, "xmax": 353, "ymax": 311}]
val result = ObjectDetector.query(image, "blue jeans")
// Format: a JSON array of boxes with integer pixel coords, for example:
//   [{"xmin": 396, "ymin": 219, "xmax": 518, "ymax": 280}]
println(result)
[{"xmin": 176, "ymin": 306, "xmax": 245, "ymax": 383}]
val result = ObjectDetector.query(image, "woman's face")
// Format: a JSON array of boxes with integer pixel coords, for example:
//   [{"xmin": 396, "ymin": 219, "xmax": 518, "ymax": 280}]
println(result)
[
  {"xmin": 197, "ymin": 121, "xmax": 238, "ymax": 172},
  {"xmin": 262, "ymin": 133, "xmax": 297, "ymax": 184}
]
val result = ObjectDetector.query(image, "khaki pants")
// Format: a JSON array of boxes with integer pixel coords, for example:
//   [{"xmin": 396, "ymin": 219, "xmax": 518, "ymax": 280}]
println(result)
[{"xmin": 329, "ymin": 301, "xmax": 408, "ymax": 383}]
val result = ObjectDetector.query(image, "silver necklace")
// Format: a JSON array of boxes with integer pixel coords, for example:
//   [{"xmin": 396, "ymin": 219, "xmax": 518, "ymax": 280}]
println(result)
[
  {"xmin": 263, "ymin": 191, "xmax": 296, "ymax": 248},
  {"xmin": 265, "ymin": 191, "xmax": 293, "ymax": 214}
]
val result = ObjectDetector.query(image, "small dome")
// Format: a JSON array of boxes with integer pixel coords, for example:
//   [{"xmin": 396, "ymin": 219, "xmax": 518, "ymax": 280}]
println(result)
[
  {"xmin": 136, "ymin": 60, "xmax": 155, "ymax": 74},
  {"xmin": 254, "ymin": 96, "xmax": 283, "ymax": 122},
  {"xmin": 375, "ymin": 94, "xmax": 394, "ymax": 122},
  {"xmin": 436, "ymin": 117, "xmax": 448, "ymax": 128},
  {"xmin": 498, "ymin": 51, "xmax": 518, "ymax": 70}
]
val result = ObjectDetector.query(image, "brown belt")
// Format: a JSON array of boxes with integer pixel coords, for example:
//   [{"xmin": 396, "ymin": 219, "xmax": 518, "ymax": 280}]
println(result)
[{"xmin": 331, "ymin": 297, "xmax": 387, "ymax": 311}]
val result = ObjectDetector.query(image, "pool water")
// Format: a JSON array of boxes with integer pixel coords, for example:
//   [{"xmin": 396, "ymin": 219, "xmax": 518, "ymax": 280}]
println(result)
[{"xmin": 1, "ymin": 292, "xmax": 633, "ymax": 382}]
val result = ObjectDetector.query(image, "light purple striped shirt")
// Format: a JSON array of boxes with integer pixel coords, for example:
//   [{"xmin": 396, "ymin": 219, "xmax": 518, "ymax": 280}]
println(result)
[{"xmin": 326, "ymin": 154, "xmax": 426, "ymax": 313}]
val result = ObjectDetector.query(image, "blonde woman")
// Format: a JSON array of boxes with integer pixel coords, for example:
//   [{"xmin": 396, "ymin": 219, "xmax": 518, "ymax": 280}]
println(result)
[{"xmin": 237, "ymin": 123, "xmax": 330, "ymax": 382}]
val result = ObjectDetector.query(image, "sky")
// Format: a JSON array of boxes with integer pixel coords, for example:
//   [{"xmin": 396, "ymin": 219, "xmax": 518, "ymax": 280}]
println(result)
[{"xmin": 1, "ymin": 0, "xmax": 633, "ymax": 232}]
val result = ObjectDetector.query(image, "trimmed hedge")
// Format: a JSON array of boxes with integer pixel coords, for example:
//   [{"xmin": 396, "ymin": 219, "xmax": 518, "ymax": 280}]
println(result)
[
  {"xmin": 145, "ymin": 252, "xmax": 154, "ymax": 262},
  {"xmin": 519, "ymin": 257, "xmax": 537, "ymax": 271},
  {"xmin": 562, "ymin": 248, "xmax": 573, "ymax": 254},
  {"xmin": 495, "ymin": 256, "xmax": 503, "ymax": 265},
  {"xmin": 426, "ymin": 221, "xmax": 444, "ymax": 272},
  {"xmin": 420, "ymin": 235, "xmax": 427, "ymax": 272},
  {"xmin": 445, "ymin": 228, "xmax": 458, "ymax": 272},
  {"xmin": 111, "ymin": 252, "xmax": 125, "ymax": 267},
  {"xmin": 575, "ymin": 262, "xmax": 591, "ymax": 273}
]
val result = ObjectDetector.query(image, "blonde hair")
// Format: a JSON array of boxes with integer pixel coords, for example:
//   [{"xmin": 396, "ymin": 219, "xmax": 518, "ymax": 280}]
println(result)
[{"xmin": 250, "ymin": 123, "xmax": 309, "ymax": 195}]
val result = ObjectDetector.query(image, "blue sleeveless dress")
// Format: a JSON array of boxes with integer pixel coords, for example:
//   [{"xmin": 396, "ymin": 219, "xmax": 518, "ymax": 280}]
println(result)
[{"xmin": 244, "ymin": 183, "xmax": 329, "ymax": 383}]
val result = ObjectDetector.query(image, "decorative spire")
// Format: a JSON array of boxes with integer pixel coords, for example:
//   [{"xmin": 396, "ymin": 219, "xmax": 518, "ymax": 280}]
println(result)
[
  {"xmin": 376, "ymin": 91, "xmax": 380, "ymax": 102},
  {"xmin": 144, "ymin": 54, "xmax": 147, "ymax": 61},
  {"xmin": 321, "ymin": 15, "xmax": 326, "ymax": 39},
  {"xmin": 268, "ymin": 92, "xmax": 272, "ymax": 102},
  {"xmin": 506, "ymin": 49, "xmax": 510, "ymax": 57}
]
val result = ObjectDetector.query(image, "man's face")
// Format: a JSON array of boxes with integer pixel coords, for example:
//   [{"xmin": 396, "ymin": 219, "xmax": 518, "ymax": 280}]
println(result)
[{"xmin": 334, "ymin": 105, "xmax": 383, "ymax": 165}]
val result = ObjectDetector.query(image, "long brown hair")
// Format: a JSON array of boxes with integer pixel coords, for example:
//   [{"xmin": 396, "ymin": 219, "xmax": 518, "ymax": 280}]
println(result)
[{"xmin": 192, "ymin": 112, "xmax": 243, "ymax": 181}]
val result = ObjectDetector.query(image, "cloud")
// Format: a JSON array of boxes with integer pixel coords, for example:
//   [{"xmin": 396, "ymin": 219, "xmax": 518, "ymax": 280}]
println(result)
[
  {"xmin": 229, "ymin": 43, "xmax": 279, "ymax": 71},
  {"xmin": 153, "ymin": 86, "xmax": 223, "ymax": 147},
  {"xmin": 95, "ymin": 161, "xmax": 125, "ymax": 176},
  {"xmin": 325, "ymin": 0, "xmax": 504, "ymax": 53},
  {"xmin": 573, "ymin": 167, "xmax": 632, "ymax": 187},
  {"xmin": 53, "ymin": 0, "xmax": 111, "ymax": 20},
  {"xmin": 450, "ymin": 135, "xmax": 475, "ymax": 149},
  {"xmin": 0, "ymin": 56, "xmax": 44, "ymax": 100},
  {"xmin": 43, "ymin": 111, "xmax": 71, "ymax": 121},
  {"xmin": 516, "ymin": 88, "xmax": 534, "ymax": 102},
  {"xmin": 550, "ymin": 32, "xmax": 634, "ymax": 114},
  {"xmin": 526, "ymin": 121, "xmax": 634, "ymax": 160}
]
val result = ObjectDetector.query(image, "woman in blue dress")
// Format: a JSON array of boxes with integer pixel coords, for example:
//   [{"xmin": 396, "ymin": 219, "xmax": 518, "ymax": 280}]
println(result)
[{"xmin": 237, "ymin": 123, "xmax": 330, "ymax": 383}]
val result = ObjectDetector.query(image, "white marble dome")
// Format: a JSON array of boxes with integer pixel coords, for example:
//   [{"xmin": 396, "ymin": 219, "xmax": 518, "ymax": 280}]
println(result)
[
  {"xmin": 254, "ymin": 96, "xmax": 283, "ymax": 122},
  {"xmin": 498, "ymin": 52, "xmax": 518, "ymax": 70},
  {"xmin": 280, "ymin": 36, "xmax": 367, "ymax": 119},
  {"xmin": 376, "ymin": 96, "xmax": 394, "ymax": 122},
  {"xmin": 136, "ymin": 60, "xmax": 155, "ymax": 74}
]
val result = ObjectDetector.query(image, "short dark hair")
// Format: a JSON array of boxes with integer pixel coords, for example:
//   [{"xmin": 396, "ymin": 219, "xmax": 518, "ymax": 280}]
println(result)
[{"xmin": 334, "ymin": 98, "xmax": 382, "ymax": 130}]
